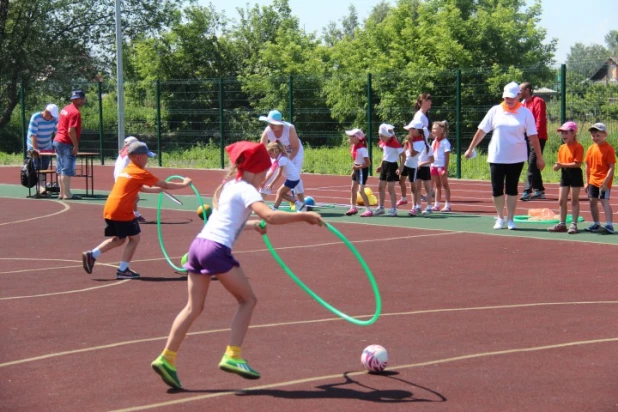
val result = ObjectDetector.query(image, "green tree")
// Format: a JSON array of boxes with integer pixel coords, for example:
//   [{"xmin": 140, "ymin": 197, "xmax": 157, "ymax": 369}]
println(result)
[
  {"xmin": 321, "ymin": 4, "xmax": 360, "ymax": 47},
  {"xmin": 0, "ymin": 0, "xmax": 183, "ymax": 131},
  {"xmin": 566, "ymin": 43, "xmax": 609, "ymax": 78},
  {"xmin": 323, "ymin": 0, "xmax": 555, "ymax": 128},
  {"xmin": 605, "ymin": 30, "xmax": 618, "ymax": 56}
]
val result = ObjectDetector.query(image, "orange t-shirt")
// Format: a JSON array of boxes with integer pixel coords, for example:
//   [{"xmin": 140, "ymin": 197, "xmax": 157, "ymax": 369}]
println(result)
[
  {"xmin": 104, "ymin": 162, "xmax": 158, "ymax": 221},
  {"xmin": 557, "ymin": 141, "xmax": 584, "ymax": 165},
  {"xmin": 585, "ymin": 142, "xmax": 616, "ymax": 188}
]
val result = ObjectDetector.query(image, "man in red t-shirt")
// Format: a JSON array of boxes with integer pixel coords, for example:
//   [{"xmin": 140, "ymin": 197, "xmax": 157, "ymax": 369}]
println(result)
[
  {"xmin": 520, "ymin": 82, "xmax": 548, "ymax": 201},
  {"xmin": 53, "ymin": 90, "xmax": 86, "ymax": 199}
]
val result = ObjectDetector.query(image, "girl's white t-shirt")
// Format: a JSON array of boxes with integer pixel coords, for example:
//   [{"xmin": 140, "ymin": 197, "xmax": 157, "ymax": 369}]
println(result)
[
  {"xmin": 478, "ymin": 105, "xmax": 537, "ymax": 164},
  {"xmin": 276, "ymin": 155, "xmax": 300, "ymax": 181},
  {"xmin": 381, "ymin": 145, "xmax": 404, "ymax": 163},
  {"xmin": 413, "ymin": 110, "xmax": 430, "ymax": 140},
  {"xmin": 418, "ymin": 139, "xmax": 434, "ymax": 166},
  {"xmin": 354, "ymin": 147, "xmax": 369, "ymax": 166},
  {"xmin": 404, "ymin": 141, "xmax": 425, "ymax": 168},
  {"xmin": 197, "ymin": 180, "xmax": 263, "ymax": 248},
  {"xmin": 431, "ymin": 139, "xmax": 451, "ymax": 168}
]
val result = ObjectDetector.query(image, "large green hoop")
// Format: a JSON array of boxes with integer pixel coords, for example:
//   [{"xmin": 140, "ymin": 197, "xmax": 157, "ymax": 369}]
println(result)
[
  {"xmin": 157, "ymin": 175, "xmax": 205, "ymax": 272},
  {"xmin": 260, "ymin": 220, "xmax": 381, "ymax": 326}
]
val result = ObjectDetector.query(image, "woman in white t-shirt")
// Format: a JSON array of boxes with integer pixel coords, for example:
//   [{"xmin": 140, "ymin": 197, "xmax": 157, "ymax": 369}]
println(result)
[
  {"xmin": 152, "ymin": 141, "xmax": 322, "ymax": 389},
  {"xmin": 413, "ymin": 93, "xmax": 433, "ymax": 201},
  {"xmin": 465, "ymin": 82, "xmax": 545, "ymax": 230},
  {"xmin": 344, "ymin": 128, "xmax": 373, "ymax": 217},
  {"xmin": 430, "ymin": 121, "xmax": 452, "ymax": 212},
  {"xmin": 258, "ymin": 110, "xmax": 306, "ymax": 205}
]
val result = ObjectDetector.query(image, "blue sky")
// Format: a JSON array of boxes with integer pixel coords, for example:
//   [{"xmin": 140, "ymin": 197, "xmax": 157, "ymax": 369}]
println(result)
[{"xmin": 203, "ymin": 0, "xmax": 617, "ymax": 63}]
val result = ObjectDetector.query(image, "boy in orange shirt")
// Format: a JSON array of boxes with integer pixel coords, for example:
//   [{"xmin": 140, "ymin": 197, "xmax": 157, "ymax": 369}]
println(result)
[
  {"xmin": 548, "ymin": 122, "xmax": 584, "ymax": 234},
  {"xmin": 584, "ymin": 123, "xmax": 615, "ymax": 234},
  {"xmin": 81, "ymin": 142, "xmax": 192, "ymax": 279}
]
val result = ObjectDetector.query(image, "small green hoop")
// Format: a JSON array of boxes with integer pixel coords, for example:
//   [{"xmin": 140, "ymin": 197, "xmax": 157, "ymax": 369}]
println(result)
[{"xmin": 157, "ymin": 175, "xmax": 205, "ymax": 272}]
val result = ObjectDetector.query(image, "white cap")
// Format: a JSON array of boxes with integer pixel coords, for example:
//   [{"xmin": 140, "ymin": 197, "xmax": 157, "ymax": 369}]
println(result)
[
  {"xmin": 345, "ymin": 128, "xmax": 365, "ymax": 138},
  {"xmin": 45, "ymin": 104, "xmax": 59, "ymax": 119},
  {"xmin": 124, "ymin": 136, "xmax": 138, "ymax": 146},
  {"xmin": 378, "ymin": 123, "xmax": 395, "ymax": 137},
  {"xmin": 403, "ymin": 119, "xmax": 424, "ymax": 130},
  {"xmin": 502, "ymin": 82, "xmax": 520, "ymax": 98}
]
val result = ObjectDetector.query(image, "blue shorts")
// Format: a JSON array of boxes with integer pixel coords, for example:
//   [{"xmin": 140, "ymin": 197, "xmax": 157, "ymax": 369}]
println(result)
[
  {"xmin": 184, "ymin": 238, "xmax": 239, "ymax": 275},
  {"xmin": 53, "ymin": 141, "xmax": 76, "ymax": 176},
  {"xmin": 34, "ymin": 155, "xmax": 51, "ymax": 171},
  {"xmin": 284, "ymin": 179, "xmax": 300, "ymax": 189}
]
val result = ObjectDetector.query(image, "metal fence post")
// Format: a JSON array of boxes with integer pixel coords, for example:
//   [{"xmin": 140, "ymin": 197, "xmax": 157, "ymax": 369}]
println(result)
[
  {"xmin": 367, "ymin": 73, "xmax": 373, "ymax": 175},
  {"xmin": 456, "ymin": 69, "xmax": 461, "ymax": 179},
  {"xmin": 155, "ymin": 79, "xmax": 162, "ymax": 166},
  {"xmin": 20, "ymin": 80, "xmax": 26, "ymax": 157},
  {"xmin": 219, "ymin": 78, "xmax": 224, "ymax": 169},
  {"xmin": 288, "ymin": 75, "xmax": 293, "ymax": 122},
  {"xmin": 560, "ymin": 64, "xmax": 566, "ymax": 124},
  {"xmin": 97, "ymin": 81, "xmax": 104, "ymax": 165}
]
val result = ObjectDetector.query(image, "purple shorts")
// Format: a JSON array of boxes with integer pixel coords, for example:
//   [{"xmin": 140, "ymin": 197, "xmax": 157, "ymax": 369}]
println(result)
[{"xmin": 184, "ymin": 238, "xmax": 239, "ymax": 275}]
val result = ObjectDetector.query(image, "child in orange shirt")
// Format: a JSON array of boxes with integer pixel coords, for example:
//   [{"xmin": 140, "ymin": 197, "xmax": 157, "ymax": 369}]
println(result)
[
  {"xmin": 547, "ymin": 122, "xmax": 584, "ymax": 234},
  {"xmin": 81, "ymin": 142, "xmax": 192, "ymax": 279},
  {"xmin": 584, "ymin": 123, "xmax": 616, "ymax": 234}
]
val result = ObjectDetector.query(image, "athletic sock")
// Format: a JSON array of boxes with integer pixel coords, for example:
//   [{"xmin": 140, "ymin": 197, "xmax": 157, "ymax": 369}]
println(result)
[
  {"xmin": 400, "ymin": 197, "xmax": 407, "ymax": 201},
  {"xmin": 445, "ymin": 202, "xmax": 451, "ymax": 208},
  {"xmin": 134, "ymin": 210, "xmax": 142, "ymax": 217},
  {"xmin": 225, "ymin": 345, "xmax": 242, "ymax": 359},
  {"xmin": 119, "ymin": 261, "xmax": 129, "ymax": 271},
  {"xmin": 91, "ymin": 248, "xmax": 102, "ymax": 259},
  {"xmin": 162, "ymin": 349, "xmax": 177, "ymax": 367}
]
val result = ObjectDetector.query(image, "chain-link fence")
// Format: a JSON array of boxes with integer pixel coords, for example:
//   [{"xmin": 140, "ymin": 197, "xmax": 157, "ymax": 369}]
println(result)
[{"xmin": 2, "ymin": 62, "xmax": 617, "ymax": 180}]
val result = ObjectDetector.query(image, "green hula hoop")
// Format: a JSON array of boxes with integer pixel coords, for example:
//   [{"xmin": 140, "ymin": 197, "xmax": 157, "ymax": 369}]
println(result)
[
  {"xmin": 157, "ymin": 175, "xmax": 205, "ymax": 272},
  {"xmin": 260, "ymin": 220, "xmax": 381, "ymax": 326}
]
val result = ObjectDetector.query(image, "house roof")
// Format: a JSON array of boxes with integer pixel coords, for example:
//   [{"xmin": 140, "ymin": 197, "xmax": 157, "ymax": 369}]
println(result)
[{"xmin": 589, "ymin": 57, "xmax": 618, "ymax": 81}]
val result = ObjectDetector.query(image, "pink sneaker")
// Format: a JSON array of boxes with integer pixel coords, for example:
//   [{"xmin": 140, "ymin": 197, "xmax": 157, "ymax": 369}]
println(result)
[
  {"xmin": 408, "ymin": 208, "xmax": 417, "ymax": 216},
  {"xmin": 441, "ymin": 206, "xmax": 451, "ymax": 212},
  {"xmin": 431, "ymin": 205, "xmax": 440, "ymax": 211},
  {"xmin": 396, "ymin": 199, "xmax": 408, "ymax": 207},
  {"xmin": 345, "ymin": 207, "xmax": 358, "ymax": 216},
  {"xmin": 360, "ymin": 210, "xmax": 374, "ymax": 217}
]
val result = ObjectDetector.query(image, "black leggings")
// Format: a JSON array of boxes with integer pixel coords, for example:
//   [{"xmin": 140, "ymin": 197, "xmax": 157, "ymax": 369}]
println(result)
[{"xmin": 490, "ymin": 162, "xmax": 524, "ymax": 197}]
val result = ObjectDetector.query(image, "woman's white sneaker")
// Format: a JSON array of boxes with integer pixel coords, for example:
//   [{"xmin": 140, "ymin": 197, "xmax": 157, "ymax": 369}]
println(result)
[{"xmin": 493, "ymin": 218, "xmax": 505, "ymax": 230}]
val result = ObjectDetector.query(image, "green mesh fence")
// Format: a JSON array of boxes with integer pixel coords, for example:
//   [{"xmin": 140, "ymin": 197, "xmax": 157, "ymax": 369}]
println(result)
[{"xmin": 2, "ymin": 63, "xmax": 617, "ymax": 181}]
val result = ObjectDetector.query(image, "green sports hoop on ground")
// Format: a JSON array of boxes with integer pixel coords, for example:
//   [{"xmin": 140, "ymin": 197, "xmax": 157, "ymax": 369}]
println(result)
[{"xmin": 260, "ymin": 220, "xmax": 381, "ymax": 326}]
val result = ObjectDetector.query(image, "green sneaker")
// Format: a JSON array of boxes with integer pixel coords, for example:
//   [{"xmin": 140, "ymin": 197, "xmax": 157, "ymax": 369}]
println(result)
[
  {"xmin": 151, "ymin": 356, "xmax": 182, "ymax": 389},
  {"xmin": 218, "ymin": 355, "xmax": 261, "ymax": 379}
]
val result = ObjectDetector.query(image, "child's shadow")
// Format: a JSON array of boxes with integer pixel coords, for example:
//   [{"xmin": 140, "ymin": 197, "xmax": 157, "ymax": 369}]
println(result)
[{"xmin": 233, "ymin": 371, "xmax": 446, "ymax": 404}]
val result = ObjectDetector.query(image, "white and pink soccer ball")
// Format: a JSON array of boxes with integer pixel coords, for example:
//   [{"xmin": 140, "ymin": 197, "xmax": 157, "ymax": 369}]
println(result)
[{"xmin": 361, "ymin": 344, "xmax": 388, "ymax": 372}]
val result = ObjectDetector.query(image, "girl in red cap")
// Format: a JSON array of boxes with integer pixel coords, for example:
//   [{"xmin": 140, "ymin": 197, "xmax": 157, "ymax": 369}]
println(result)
[{"xmin": 152, "ymin": 141, "xmax": 322, "ymax": 389}]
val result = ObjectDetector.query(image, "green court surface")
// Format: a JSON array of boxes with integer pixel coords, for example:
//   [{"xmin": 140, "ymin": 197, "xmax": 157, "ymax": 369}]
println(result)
[{"xmin": 2, "ymin": 183, "xmax": 618, "ymax": 245}]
